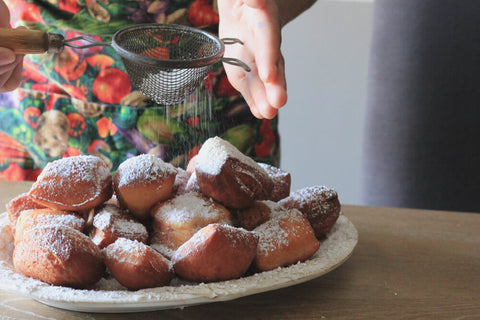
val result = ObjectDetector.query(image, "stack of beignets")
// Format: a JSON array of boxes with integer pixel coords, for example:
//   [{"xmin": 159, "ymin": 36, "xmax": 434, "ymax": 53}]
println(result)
[{"xmin": 7, "ymin": 136, "xmax": 342, "ymax": 290}]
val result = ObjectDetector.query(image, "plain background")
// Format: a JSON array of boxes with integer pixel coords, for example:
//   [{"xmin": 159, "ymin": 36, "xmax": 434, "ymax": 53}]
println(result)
[{"xmin": 279, "ymin": 0, "xmax": 374, "ymax": 206}]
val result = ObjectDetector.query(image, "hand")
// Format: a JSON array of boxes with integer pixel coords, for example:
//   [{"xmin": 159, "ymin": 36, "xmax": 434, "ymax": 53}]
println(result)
[
  {"xmin": 0, "ymin": 0, "xmax": 24, "ymax": 93},
  {"xmin": 218, "ymin": 0, "xmax": 287, "ymax": 119}
]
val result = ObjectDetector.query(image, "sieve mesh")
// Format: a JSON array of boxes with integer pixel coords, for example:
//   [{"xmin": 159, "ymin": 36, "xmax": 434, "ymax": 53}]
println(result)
[{"xmin": 111, "ymin": 24, "xmax": 224, "ymax": 105}]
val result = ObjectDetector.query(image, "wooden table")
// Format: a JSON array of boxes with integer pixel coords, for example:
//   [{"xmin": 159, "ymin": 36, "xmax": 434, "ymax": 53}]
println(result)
[{"xmin": 0, "ymin": 181, "xmax": 478, "ymax": 319}]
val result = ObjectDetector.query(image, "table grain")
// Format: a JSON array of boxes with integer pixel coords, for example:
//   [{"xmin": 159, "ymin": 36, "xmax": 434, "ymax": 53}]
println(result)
[{"xmin": 0, "ymin": 181, "xmax": 478, "ymax": 320}]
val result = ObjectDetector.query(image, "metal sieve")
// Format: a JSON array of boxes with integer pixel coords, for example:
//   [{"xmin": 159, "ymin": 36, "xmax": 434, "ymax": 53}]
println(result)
[{"xmin": 0, "ymin": 24, "xmax": 250, "ymax": 105}]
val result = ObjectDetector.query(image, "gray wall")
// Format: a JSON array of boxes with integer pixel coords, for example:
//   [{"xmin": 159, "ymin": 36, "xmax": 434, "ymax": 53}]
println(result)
[{"xmin": 279, "ymin": 0, "xmax": 373, "ymax": 205}]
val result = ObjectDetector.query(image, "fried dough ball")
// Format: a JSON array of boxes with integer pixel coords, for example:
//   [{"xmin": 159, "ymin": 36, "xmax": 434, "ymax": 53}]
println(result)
[
  {"xmin": 195, "ymin": 137, "xmax": 273, "ymax": 209},
  {"xmin": 279, "ymin": 186, "xmax": 341, "ymax": 237},
  {"xmin": 89, "ymin": 204, "xmax": 148, "ymax": 249},
  {"xmin": 103, "ymin": 238, "xmax": 174, "ymax": 290},
  {"xmin": 150, "ymin": 192, "xmax": 232, "ymax": 258},
  {"xmin": 257, "ymin": 163, "xmax": 291, "ymax": 201},
  {"xmin": 6, "ymin": 192, "xmax": 45, "ymax": 231},
  {"xmin": 13, "ymin": 225, "xmax": 104, "ymax": 288},
  {"xmin": 28, "ymin": 155, "xmax": 113, "ymax": 212},
  {"xmin": 186, "ymin": 154, "xmax": 197, "ymax": 175},
  {"xmin": 14, "ymin": 208, "xmax": 85, "ymax": 245},
  {"xmin": 172, "ymin": 224, "xmax": 258, "ymax": 282},
  {"xmin": 172, "ymin": 167, "xmax": 190, "ymax": 195},
  {"xmin": 234, "ymin": 200, "xmax": 286, "ymax": 231},
  {"xmin": 253, "ymin": 209, "xmax": 320, "ymax": 272},
  {"xmin": 114, "ymin": 154, "xmax": 177, "ymax": 220}
]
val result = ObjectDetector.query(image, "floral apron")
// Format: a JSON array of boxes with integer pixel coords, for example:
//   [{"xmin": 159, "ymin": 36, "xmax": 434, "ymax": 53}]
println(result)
[{"xmin": 0, "ymin": 0, "xmax": 279, "ymax": 180}]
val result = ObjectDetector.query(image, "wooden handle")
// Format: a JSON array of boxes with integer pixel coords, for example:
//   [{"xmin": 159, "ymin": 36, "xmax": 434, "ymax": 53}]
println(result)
[{"xmin": 0, "ymin": 28, "xmax": 49, "ymax": 54}]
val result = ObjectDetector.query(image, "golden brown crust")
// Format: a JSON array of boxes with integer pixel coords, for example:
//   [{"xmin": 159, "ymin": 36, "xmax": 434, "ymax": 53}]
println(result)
[
  {"xmin": 113, "ymin": 154, "xmax": 177, "ymax": 220},
  {"xmin": 235, "ymin": 200, "xmax": 286, "ymax": 231},
  {"xmin": 150, "ymin": 192, "xmax": 232, "ymax": 257},
  {"xmin": 172, "ymin": 168, "xmax": 190, "ymax": 195},
  {"xmin": 89, "ymin": 205, "xmax": 148, "ymax": 249},
  {"xmin": 6, "ymin": 193, "xmax": 45, "ymax": 231},
  {"xmin": 13, "ymin": 225, "xmax": 104, "ymax": 288},
  {"xmin": 28, "ymin": 155, "xmax": 113, "ymax": 212},
  {"xmin": 14, "ymin": 208, "xmax": 85, "ymax": 245},
  {"xmin": 197, "ymin": 158, "xmax": 274, "ymax": 209},
  {"xmin": 279, "ymin": 186, "xmax": 341, "ymax": 237},
  {"xmin": 103, "ymin": 238, "xmax": 173, "ymax": 290},
  {"xmin": 252, "ymin": 209, "xmax": 320, "ymax": 272},
  {"xmin": 172, "ymin": 224, "xmax": 258, "ymax": 282},
  {"xmin": 258, "ymin": 163, "xmax": 291, "ymax": 201},
  {"xmin": 195, "ymin": 137, "xmax": 274, "ymax": 209}
]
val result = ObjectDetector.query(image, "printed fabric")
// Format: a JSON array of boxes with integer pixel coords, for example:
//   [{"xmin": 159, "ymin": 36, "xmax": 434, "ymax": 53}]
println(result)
[{"xmin": 0, "ymin": 0, "xmax": 280, "ymax": 180}]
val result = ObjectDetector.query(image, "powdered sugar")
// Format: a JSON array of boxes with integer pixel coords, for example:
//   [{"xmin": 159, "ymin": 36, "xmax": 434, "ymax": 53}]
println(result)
[
  {"xmin": 93, "ymin": 205, "xmax": 147, "ymax": 237},
  {"xmin": 195, "ymin": 137, "xmax": 261, "ymax": 175},
  {"xmin": 282, "ymin": 186, "xmax": 339, "ymax": 220},
  {"xmin": 0, "ymin": 211, "xmax": 357, "ymax": 312},
  {"xmin": 27, "ymin": 211, "xmax": 85, "ymax": 231},
  {"xmin": 30, "ymin": 155, "xmax": 111, "ymax": 208},
  {"xmin": 22, "ymin": 225, "xmax": 100, "ymax": 261},
  {"xmin": 117, "ymin": 154, "xmax": 177, "ymax": 188},
  {"xmin": 152, "ymin": 192, "xmax": 230, "ymax": 225},
  {"xmin": 103, "ymin": 238, "xmax": 147, "ymax": 264},
  {"xmin": 254, "ymin": 209, "xmax": 306, "ymax": 255}
]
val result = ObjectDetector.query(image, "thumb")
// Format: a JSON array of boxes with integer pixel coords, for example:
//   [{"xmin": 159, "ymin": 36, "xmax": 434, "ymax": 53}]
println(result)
[
  {"xmin": 0, "ymin": 0, "xmax": 11, "ymax": 28},
  {"xmin": 243, "ymin": 0, "xmax": 267, "ymax": 9}
]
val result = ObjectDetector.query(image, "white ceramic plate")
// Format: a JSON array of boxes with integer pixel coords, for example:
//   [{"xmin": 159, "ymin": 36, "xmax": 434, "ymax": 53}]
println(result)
[{"xmin": 0, "ymin": 212, "xmax": 358, "ymax": 313}]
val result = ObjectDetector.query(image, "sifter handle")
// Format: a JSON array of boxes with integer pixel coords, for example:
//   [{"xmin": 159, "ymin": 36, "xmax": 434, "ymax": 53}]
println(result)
[{"xmin": 0, "ymin": 28, "xmax": 64, "ymax": 54}]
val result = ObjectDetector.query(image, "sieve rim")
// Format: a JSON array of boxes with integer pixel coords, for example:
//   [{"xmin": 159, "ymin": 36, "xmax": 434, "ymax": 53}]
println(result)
[{"xmin": 111, "ymin": 23, "xmax": 225, "ymax": 69}]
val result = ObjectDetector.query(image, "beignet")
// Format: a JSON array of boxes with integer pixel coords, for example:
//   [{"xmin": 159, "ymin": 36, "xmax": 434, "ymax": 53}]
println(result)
[
  {"xmin": 279, "ymin": 185, "xmax": 341, "ymax": 237},
  {"xmin": 103, "ymin": 238, "xmax": 173, "ymax": 290},
  {"xmin": 14, "ymin": 208, "xmax": 85, "ymax": 244},
  {"xmin": 6, "ymin": 192, "xmax": 45, "ymax": 231},
  {"xmin": 89, "ymin": 204, "xmax": 148, "ymax": 249},
  {"xmin": 28, "ymin": 155, "xmax": 113, "ymax": 212},
  {"xmin": 258, "ymin": 163, "xmax": 291, "ymax": 201},
  {"xmin": 13, "ymin": 225, "xmax": 104, "ymax": 288},
  {"xmin": 114, "ymin": 154, "xmax": 177, "ymax": 220},
  {"xmin": 150, "ymin": 192, "xmax": 232, "ymax": 258},
  {"xmin": 235, "ymin": 200, "xmax": 286, "ymax": 231},
  {"xmin": 253, "ymin": 209, "xmax": 320, "ymax": 272},
  {"xmin": 195, "ymin": 137, "xmax": 273, "ymax": 209},
  {"xmin": 172, "ymin": 224, "xmax": 258, "ymax": 282}
]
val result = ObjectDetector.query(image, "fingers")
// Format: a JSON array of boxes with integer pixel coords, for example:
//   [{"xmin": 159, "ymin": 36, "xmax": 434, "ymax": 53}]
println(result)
[
  {"xmin": 0, "ymin": 47, "xmax": 15, "ymax": 65},
  {"xmin": 226, "ymin": 62, "xmax": 280, "ymax": 119},
  {"xmin": 0, "ymin": 0, "xmax": 11, "ymax": 28},
  {"xmin": 0, "ymin": 53, "xmax": 23, "ymax": 92},
  {"xmin": 243, "ymin": 0, "xmax": 267, "ymax": 9}
]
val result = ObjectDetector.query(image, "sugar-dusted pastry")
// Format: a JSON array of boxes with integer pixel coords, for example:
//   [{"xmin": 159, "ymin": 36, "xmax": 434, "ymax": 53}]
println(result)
[
  {"xmin": 279, "ymin": 185, "xmax": 341, "ymax": 237},
  {"xmin": 14, "ymin": 208, "xmax": 85, "ymax": 244},
  {"xmin": 186, "ymin": 154, "xmax": 197, "ymax": 176},
  {"xmin": 28, "ymin": 155, "xmax": 113, "ymax": 212},
  {"xmin": 150, "ymin": 192, "xmax": 232, "ymax": 258},
  {"xmin": 252, "ymin": 209, "xmax": 320, "ymax": 272},
  {"xmin": 183, "ymin": 171, "xmax": 200, "ymax": 194},
  {"xmin": 172, "ymin": 223, "xmax": 258, "ymax": 282},
  {"xmin": 89, "ymin": 204, "xmax": 148, "ymax": 249},
  {"xmin": 13, "ymin": 225, "xmax": 104, "ymax": 288},
  {"xmin": 114, "ymin": 154, "xmax": 177, "ymax": 220},
  {"xmin": 6, "ymin": 192, "xmax": 45, "ymax": 231},
  {"xmin": 172, "ymin": 167, "xmax": 190, "ymax": 195},
  {"xmin": 195, "ymin": 137, "xmax": 273, "ymax": 209},
  {"xmin": 258, "ymin": 163, "xmax": 291, "ymax": 201},
  {"xmin": 234, "ymin": 200, "xmax": 286, "ymax": 231},
  {"xmin": 103, "ymin": 238, "xmax": 174, "ymax": 290}
]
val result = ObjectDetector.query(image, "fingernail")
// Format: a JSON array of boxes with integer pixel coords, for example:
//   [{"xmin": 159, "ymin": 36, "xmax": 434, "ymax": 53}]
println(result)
[{"xmin": 0, "ymin": 48, "xmax": 15, "ymax": 65}]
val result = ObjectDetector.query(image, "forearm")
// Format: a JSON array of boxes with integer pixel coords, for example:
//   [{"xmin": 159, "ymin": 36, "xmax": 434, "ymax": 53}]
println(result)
[{"xmin": 276, "ymin": 0, "xmax": 317, "ymax": 27}]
